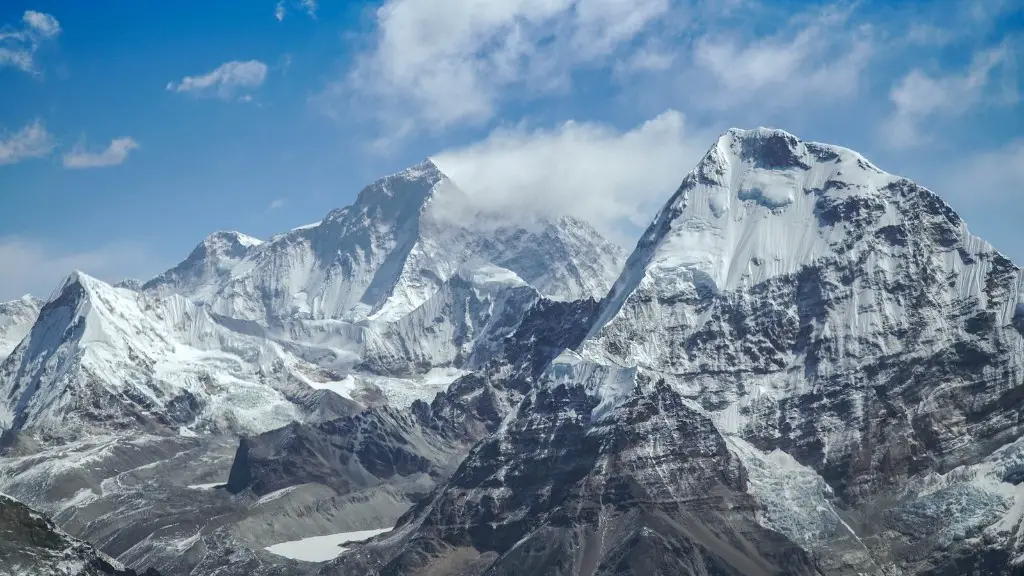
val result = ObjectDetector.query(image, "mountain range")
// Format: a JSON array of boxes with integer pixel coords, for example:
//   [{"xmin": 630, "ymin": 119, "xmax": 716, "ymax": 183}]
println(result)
[{"xmin": 1, "ymin": 128, "xmax": 1022, "ymax": 576}]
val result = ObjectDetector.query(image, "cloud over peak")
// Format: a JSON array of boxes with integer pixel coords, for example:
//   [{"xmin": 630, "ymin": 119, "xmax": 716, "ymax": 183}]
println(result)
[
  {"xmin": 432, "ymin": 110, "xmax": 708, "ymax": 246},
  {"xmin": 166, "ymin": 60, "xmax": 268, "ymax": 101}
]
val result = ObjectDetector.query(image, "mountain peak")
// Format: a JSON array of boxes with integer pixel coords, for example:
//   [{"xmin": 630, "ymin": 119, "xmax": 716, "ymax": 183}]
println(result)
[
  {"xmin": 590, "ymin": 129, "xmax": 977, "ymax": 341},
  {"xmin": 142, "ymin": 231, "xmax": 262, "ymax": 300},
  {"xmin": 49, "ymin": 270, "xmax": 100, "ymax": 301},
  {"xmin": 200, "ymin": 230, "xmax": 263, "ymax": 251},
  {"xmin": 326, "ymin": 159, "xmax": 451, "ymax": 226}
]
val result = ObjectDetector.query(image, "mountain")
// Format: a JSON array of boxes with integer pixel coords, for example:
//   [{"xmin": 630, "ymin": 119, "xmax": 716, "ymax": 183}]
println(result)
[
  {"xmin": 0, "ymin": 294, "xmax": 42, "ymax": 363},
  {"xmin": 576, "ymin": 128, "xmax": 1024, "ymax": 572},
  {"xmin": 0, "ymin": 492, "xmax": 161, "ymax": 576},
  {"xmin": 312, "ymin": 128, "xmax": 1024, "ymax": 575}
]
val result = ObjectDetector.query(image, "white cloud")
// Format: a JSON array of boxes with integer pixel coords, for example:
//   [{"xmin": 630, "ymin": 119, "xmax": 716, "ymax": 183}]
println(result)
[
  {"xmin": 0, "ymin": 10, "xmax": 61, "ymax": 74},
  {"xmin": 884, "ymin": 44, "xmax": 1017, "ymax": 148},
  {"xmin": 22, "ymin": 10, "xmax": 61, "ymax": 38},
  {"xmin": 267, "ymin": 198, "xmax": 287, "ymax": 210},
  {"xmin": 432, "ymin": 110, "xmax": 708, "ymax": 245},
  {"xmin": 63, "ymin": 137, "xmax": 139, "ymax": 169},
  {"xmin": 335, "ymin": 0, "xmax": 672, "ymax": 134},
  {"xmin": 166, "ymin": 60, "xmax": 268, "ymax": 101},
  {"xmin": 275, "ymin": 1, "xmax": 286, "ymax": 21},
  {"xmin": 0, "ymin": 120, "xmax": 54, "ymax": 165},
  {"xmin": 0, "ymin": 237, "xmax": 157, "ymax": 301},
  {"xmin": 690, "ymin": 7, "xmax": 873, "ymax": 110}
]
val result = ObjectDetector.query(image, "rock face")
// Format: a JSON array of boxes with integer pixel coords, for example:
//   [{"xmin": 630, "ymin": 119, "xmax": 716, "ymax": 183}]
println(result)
[
  {"xmin": 324, "ymin": 370, "xmax": 824, "ymax": 576},
  {"xmin": 0, "ymin": 492, "xmax": 160, "ymax": 576}
]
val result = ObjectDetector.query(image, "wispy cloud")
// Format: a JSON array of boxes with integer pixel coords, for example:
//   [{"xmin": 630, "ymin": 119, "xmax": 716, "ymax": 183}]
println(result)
[
  {"xmin": 884, "ymin": 44, "xmax": 1018, "ymax": 148},
  {"xmin": 327, "ymin": 0, "xmax": 673, "ymax": 136},
  {"xmin": 267, "ymin": 198, "xmax": 287, "ymax": 211},
  {"xmin": 63, "ymin": 137, "xmax": 139, "ymax": 169},
  {"xmin": 166, "ymin": 60, "xmax": 268, "ymax": 101},
  {"xmin": 432, "ymin": 110, "xmax": 709, "ymax": 245},
  {"xmin": 0, "ymin": 120, "xmax": 54, "ymax": 165},
  {"xmin": 688, "ymin": 6, "xmax": 874, "ymax": 111},
  {"xmin": 0, "ymin": 10, "xmax": 61, "ymax": 74}
]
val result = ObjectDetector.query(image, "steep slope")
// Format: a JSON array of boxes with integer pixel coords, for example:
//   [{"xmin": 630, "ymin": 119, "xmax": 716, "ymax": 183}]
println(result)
[
  {"xmin": 0, "ymin": 492, "xmax": 160, "ymax": 576},
  {"xmin": 359, "ymin": 264, "xmax": 542, "ymax": 376}
]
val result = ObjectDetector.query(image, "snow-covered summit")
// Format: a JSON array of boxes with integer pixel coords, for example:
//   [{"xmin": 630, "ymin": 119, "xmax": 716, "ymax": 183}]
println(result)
[
  {"xmin": 590, "ymin": 126, "xmax": 1001, "ymax": 340},
  {"xmin": 143, "ymin": 230, "xmax": 263, "ymax": 302}
]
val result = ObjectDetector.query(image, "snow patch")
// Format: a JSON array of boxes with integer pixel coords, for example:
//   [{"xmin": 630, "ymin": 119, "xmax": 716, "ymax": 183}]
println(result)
[
  {"xmin": 264, "ymin": 527, "xmax": 393, "ymax": 562},
  {"xmin": 187, "ymin": 482, "xmax": 224, "ymax": 490}
]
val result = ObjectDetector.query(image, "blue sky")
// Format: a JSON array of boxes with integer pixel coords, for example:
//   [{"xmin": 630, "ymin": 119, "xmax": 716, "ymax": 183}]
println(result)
[{"xmin": 0, "ymin": 0, "xmax": 1021, "ymax": 300}]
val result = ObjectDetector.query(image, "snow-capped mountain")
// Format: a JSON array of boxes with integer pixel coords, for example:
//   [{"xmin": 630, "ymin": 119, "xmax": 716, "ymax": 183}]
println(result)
[
  {"xmin": 143, "ymin": 231, "xmax": 263, "ymax": 303},
  {"xmin": 0, "ymin": 295, "xmax": 42, "ymax": 363},
  {"xmin": 0, "ymin": 271, "xmax": 361, "ymax": 441},
  {"xmin": 314, "ymin": 128, "xmax": 1024, "ymax": 576},
  {"xmin": 0, "ymin": 160, "xmax": 626, "ymax": 444},
  {"xmin": 144, "ymin": 160, "xmax": 624, "ymax": 326}
]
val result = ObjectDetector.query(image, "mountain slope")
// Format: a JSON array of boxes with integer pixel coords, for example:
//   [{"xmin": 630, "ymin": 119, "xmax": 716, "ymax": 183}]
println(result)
[{"xmin": 0, "ymin": 160, "xmax": 626, "ymax": 576}]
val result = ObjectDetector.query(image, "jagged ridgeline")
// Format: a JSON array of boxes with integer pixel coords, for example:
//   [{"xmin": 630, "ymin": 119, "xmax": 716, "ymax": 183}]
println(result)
[{"xmin": 1, "ymin": 129, "xmax": 1022, "ymax": 576}]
